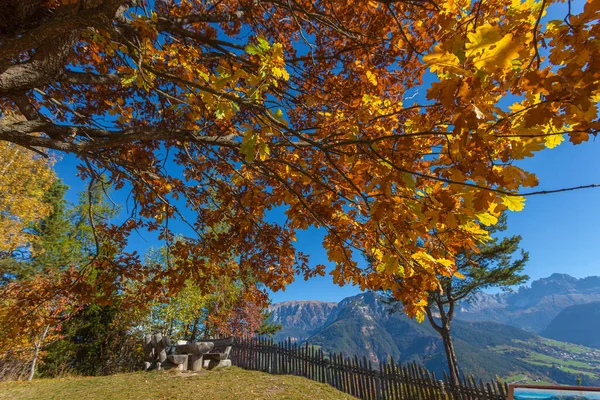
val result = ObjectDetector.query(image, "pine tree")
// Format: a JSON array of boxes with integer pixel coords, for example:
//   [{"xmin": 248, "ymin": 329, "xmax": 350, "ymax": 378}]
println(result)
[{"xmin": 385, "ymin": 214, "xmax": 528, "ymax": 385}]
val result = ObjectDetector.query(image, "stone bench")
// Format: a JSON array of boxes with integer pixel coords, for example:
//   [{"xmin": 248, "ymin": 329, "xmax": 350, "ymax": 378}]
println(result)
[
  {"xmin": 143, "ymin": 333, "xmax": 189, "ymax": 371},
  {"xmin": 143, "ymin": 334, "xmax": 233, "ymax": 372},
  {"xmin": 175, "ymin": 341, "xmax": 214, "ymax": 371},
  {"xmin": 195, "ymin": 337, "xmax": 234, "ymax": 369}
]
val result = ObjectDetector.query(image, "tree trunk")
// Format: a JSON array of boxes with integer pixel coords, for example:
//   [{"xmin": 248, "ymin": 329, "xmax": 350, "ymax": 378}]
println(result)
[
  {"xmin": 28, "ymin": 325, "xmax": 49, "ymax": 381},
  {"xmin": 425, "ymin": 303, "xmax": 461, "ymax": 386},
  {"xmin": 440, "ymin": 326, "xmax": 461, "ymax": 386},
  {"xmin": 189, "ymin": 317, "xmax": 200, "ymax": 342}
]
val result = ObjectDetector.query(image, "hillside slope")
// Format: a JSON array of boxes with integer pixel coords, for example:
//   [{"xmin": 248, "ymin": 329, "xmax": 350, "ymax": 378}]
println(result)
[
  {"xmin": 0, "ymin": 368, "xmax": 356, "ymax": 400},
  {"xmin": 542, "ymin": 302, "xmax": 600, "ymax": 349},
  {"xmin": 303, "ymin": 292, "xmax": 600, "ymax": 385}
]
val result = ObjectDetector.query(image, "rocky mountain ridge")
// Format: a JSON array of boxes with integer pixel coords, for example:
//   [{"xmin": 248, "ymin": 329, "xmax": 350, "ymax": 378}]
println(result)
[
  {"xmin": 269, "ymin": 273, "xmax": 600, "ymax": 340},
  {"xmin": 268, "ymin": 300, "xmax": 337, "ymax": 342},
  {"xmin": 266, "ymin": 274, "xmax": 600, "ymax": 384},
  {"xmin": 455, "ymin": 273, "xmax": 600, "ymax": 332}
]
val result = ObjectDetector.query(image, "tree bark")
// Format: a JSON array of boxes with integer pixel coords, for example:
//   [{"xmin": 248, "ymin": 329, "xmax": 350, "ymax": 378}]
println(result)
[
  {"xmin": 440, "ymin": 326, "xmax": 461, "ymax": 386},
  {"xmin": 425, "ymin": 298, "xmax": 461, "ymax": 386},
  {"xmin": 189, "ymin": 317, "xmax": 200, "ymax": 342},
  {"xmin": 28, "ymin": 325, "xmax": 49, "ymax": 381}
]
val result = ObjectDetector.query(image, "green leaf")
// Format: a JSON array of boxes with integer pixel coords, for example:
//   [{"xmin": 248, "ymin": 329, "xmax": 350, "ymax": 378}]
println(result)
[
  {"xmin": 257, "ymin": 36, "xmax": 271, "ymax": 51},
  {"xmin": 240, "ymin": 131, "xmax": 258, "ymax": 162},
  {"xmin": 245, "ymin": 44, "xmax": 260, "ymax": 55},
  {"xmin": 121, "ymin": 74, "xmax": 137, "ymax": 86}
]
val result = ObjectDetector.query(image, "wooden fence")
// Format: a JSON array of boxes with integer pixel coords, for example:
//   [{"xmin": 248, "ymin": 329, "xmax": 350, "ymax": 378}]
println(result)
[{"xmin": 230, "ymin": 337, "xmax": 509, "ymax": 400}]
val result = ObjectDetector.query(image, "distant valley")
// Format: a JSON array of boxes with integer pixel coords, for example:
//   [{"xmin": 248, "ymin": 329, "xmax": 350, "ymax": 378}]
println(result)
[{"xmin": 268, "ymin": 274, "xmax": 600, "ymax": 386}]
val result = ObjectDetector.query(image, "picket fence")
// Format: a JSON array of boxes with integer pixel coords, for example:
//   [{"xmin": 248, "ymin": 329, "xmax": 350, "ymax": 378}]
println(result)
[{"xmin": 230, "ymin": 337, "xmax": 509, "ymax": 400}]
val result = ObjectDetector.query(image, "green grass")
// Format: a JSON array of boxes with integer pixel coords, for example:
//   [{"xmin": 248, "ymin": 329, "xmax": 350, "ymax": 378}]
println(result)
[
  {"xmin": 526, "ymin": 352, "xmax": 592, "ymax": 369},
  {"xmin": 0, "ymin": 367, "xmax": 357, "ymax": 400},
  {"xmin": 489, "ymin": 337, "xmax": 600, "ymax": 384},
  {"xmin": 539, "ymin": 339, "xmax": 596, "ymax": 355},
  {"xmin": 502, "ymin": 374, "xmax": 554, "ymax": 386},
  {"xmin": 502, "ymin": 374, "xmax": 527, "ymax": 383}
]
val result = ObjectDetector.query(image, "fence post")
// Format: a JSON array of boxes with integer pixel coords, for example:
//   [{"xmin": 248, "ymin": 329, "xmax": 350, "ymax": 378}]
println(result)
[{"xmin": 439, "ymin": 380, "xmax": 447, "ymax": 398}]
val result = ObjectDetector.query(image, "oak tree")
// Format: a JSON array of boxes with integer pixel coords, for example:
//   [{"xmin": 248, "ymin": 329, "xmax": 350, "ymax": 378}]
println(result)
[{"xmin": 0, "ymin": 0, "xmax": 598, "ymax": 317}]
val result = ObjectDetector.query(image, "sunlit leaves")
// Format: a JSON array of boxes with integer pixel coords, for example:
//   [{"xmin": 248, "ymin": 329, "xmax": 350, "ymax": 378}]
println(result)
[
  {"xmin": 476, "ymin": 212, "xmax": 499, "ymax": 226},
  {"xmin": 0, "ymin": 132, "xmax": 56, "ymax": 254},
  {"xmin": 2, "ymin": 0, "xmax": 599, "ymax": 321},
  {"xmin": 501, "ymin": 195, "xmax": 526, "ymax": 212},
  {"xmin": 423, "ymin": 48, "xmax": 462, "ymax": 75}
]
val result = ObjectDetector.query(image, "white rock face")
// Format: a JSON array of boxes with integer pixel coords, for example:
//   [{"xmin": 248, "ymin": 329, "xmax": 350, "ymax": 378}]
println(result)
[
  {"xmin": 455, "ymin": 273, "xmax": 600, "ymax": 332},
  {"xmin": 268, "ymin": 300, "xmax": 338, "ymax": 341}
]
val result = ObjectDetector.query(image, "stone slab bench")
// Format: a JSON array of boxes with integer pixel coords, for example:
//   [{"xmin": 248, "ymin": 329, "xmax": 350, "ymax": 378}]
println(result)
[
  {"xmin": 175, "ymin": 341, "xmax": 214, "ymax": 371},
  {"xmin": 143, "ymin": 333, "xmax": 189, "ymax": 371},
  {"xmin": 143, "ymin": 334, "xmax": 233, "ymax": 372},
  {"xmin": 194, "ymin": 337, "xmax": 234, "ymax": 369}
]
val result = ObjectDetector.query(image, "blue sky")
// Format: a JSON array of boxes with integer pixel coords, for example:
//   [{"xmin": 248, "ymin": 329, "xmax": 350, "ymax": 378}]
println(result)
[
  {"xmin": 272, "ymin": 140, "xmax": 600, "ymax": 302},
  {"xmin": 54, "ymin": 138, "xmax": 600, "ymax": 304},
  {"xmin": 52, "ymin": 0, "xmax": 599, "ymax": 304}
]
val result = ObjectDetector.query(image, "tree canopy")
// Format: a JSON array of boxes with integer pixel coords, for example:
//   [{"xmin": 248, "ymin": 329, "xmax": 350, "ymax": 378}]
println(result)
[{"xmin": 0, "ymin": 0, "xmax": 598, "ymax": 318}]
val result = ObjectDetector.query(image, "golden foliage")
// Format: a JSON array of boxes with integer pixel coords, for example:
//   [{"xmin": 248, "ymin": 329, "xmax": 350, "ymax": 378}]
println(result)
[
  {"xmin": 0, "ymin": 137, "xmax": 55, "ymax": 254},
  {"xmin": 0, "ymin": 0, "xmax": 599, "ymax": 319}
]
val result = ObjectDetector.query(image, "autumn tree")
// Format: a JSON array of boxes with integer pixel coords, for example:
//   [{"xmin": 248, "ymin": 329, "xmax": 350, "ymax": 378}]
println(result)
[
  {"xmin": 143, "ymin": 243, "xmax": 270, "ymax": 339},
  {"xmin": 384, "ymin": 214, "xmax": 529, "ymax": 385},
  {"xmin": 0, "ymin": 179, "xmax": 119, "ymax": 380},
  {"xmin": 0, "ymin": 0, "xmax": 598, "ymax": 317},
  {"xmin": 0, "ymin": 133, "xmax": 55, "ymax": 260}
]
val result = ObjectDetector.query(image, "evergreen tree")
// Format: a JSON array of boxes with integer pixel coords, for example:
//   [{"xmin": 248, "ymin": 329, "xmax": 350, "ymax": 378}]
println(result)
[
  {"xmin": 257, "ymin": 310, "xmax": 282, "ymax": 337},
  {"xmin": 384, "ymin": 214, "xmax": 528, "ymax": 385},
  {"xmin": 0, "ymin": 180, "xmax": 76, "ymax": 283}
]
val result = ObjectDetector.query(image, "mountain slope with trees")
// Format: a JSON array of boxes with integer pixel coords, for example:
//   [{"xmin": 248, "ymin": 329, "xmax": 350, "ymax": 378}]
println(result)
[
  {"xmin": 542, "ymin": 302, "xmax": 600, "ymax": 349},
  {"xmin": 268, "ymin": 301, "xmax": 337, "ymax": 342},
  {"xmin": 269, "ymin": 291, "xmax": 600, "ymax": 385}
]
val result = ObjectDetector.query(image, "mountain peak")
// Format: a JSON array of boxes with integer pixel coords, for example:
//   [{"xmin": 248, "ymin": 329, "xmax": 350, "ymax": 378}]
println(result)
[
  {"xmin": 458, "ymin": 273, "xmax": 600, "ymax": 332},
  {"xmin": 268, "ymin": 300, "xmax": 338, "ymax": 342},
  {"xmin": 547, "ymin": 272, "xmax": 576, "ymax": 280}
]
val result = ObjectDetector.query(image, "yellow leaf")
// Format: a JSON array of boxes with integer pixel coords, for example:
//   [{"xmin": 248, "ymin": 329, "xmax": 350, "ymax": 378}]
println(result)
[
  {"xmin": 272, "ymin": 66, "xmax": 290, "ymax": 81},
  {"xmin": 466, "ymin": 24, "xmax": 503, "ymax": 58},
  {"xmin": 471, "ymin": 33, "xmax": 521, "ymax": 70},
  {"xmin": 501, "ymin": 194, "xmax": 526, "ymax": 211},
  {"xmin": 545, "ymin": 133, "xmax": 564, "ymax": 149},
  {"xmin": 366, "ymin": 70, "xmax": 378, "ymax": 86},
  {"xmin": 423, "ymin": 48, "xmax": 461, "ymax": 74},
  {"xmin": 415, "ymin": 310, "xmax": 425, "ymax": 323},
  {"xmin": 441, "ymin": 0, "xmax": 455, "ymax": 15},
  {"xmin": 475, "ymin": 212, "xmax": 498, "ymax": 226},
  {"xmin": 460, "ymin": 221, "xmax": 490, "ymax": 241},
  {"xmin": 436, "ymin": 258, "xmax": 454, "ymax": 268},
  {"xmin": 411, "ymin": 251, "xmax": 436, "ymax": 265}
]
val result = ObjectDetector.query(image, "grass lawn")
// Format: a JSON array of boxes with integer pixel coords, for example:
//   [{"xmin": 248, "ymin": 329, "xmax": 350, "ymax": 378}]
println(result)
[{"xmin": 0, "ymin": 367, "xmax": 356, "ymax": 400}]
